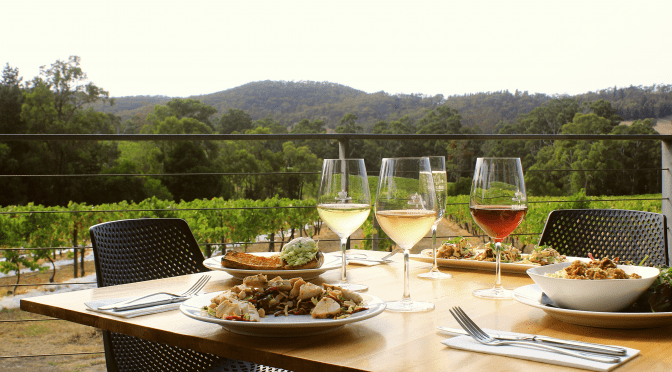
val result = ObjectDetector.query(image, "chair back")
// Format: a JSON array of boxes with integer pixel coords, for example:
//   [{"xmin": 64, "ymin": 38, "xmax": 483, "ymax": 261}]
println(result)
[
  {"xmin": 90, "ymin": 218, "xmax": 208, "ymax": 287},
  {"xmin": 89, "ymin": 218, "xmax": 227, "ymax": 372},
  {"xmin": 538, "ymin": 209, "xmax": 668, "ymax": 266}
]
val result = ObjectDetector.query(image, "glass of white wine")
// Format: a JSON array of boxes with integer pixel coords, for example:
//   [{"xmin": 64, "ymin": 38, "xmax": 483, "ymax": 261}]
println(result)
[
  {"xmin": 317, "ymin": 159, "xmax": 371, "ymax": 292},
  {"xmin": 375, "ymin": 157, "xmax": 437, "ymax": 312},
  {"xmin": 418, "ymin": 156, "xmax": 452, "ymax": 280}
]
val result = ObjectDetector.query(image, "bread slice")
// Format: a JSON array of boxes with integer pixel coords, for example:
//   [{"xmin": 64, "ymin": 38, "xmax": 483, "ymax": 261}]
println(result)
[{"xmin": 221, "ymin": 251, "xmax": 283, "ymax": 270}]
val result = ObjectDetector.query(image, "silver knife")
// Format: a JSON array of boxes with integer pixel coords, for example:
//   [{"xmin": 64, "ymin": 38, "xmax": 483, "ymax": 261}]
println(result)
[
  {"xmin": 99, "ymin": 294, "xmax": 189, "ymax": 312},
  {"xmin": 437, "ymin": 327, "xmax": 627, "ymax": 356}
]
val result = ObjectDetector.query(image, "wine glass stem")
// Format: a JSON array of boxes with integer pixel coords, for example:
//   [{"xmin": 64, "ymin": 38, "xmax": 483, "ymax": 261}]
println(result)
[
  {"xmin": 431, "ymin": 224, "xmax": 439, "ymax": 272},
  {"xmin": 340, "ymin": 237, "xmax": 348, "ymax": 283},
  {"xmin": 403, "ymin": 248, "xmax": 411, "ymax": 301},
  {"xmin": 494, "ymin": 241, "xmax": 503, "ymax": 290}
]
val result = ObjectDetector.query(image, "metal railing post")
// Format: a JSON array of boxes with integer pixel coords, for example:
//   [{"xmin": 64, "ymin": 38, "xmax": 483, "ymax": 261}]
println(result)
[
  {"xmin": 662, "ymin": 140, "xmax": 672, "ymax": 263},
  {"xmin": 338, "ymin": 136, "xmax": 349, "ymax": 160},
  {"xmin": 338, "ymin": 137, "xmax": 352, "ymax": 250}
]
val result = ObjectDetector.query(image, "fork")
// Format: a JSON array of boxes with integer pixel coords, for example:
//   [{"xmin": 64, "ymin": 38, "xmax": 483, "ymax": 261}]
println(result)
[
  {"xmin": 347, "ymin": 248, "xmax": 402, "ymax": 262},
  {"xmin": 99, "ymin": 275, "xmax": 211, "ymax": 311},
  {"xmin": 449, "ymin": 306, "xmax": 621, "ymax": 364}
]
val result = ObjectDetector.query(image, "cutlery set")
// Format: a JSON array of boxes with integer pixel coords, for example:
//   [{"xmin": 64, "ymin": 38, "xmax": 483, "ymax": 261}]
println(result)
[
  {"xmin": 99, "ymin": 275, "xmax": 211, "ymax": 311},
  {"xmin": 346, "ymin": 248, "xmax": 402, "ymax": 263},
  {"xmin": 444, "ymin": 306, "xmax": 625, "ymax": 363}
]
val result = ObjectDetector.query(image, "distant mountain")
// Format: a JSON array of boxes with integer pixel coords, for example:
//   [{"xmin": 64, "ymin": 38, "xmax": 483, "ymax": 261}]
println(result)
[{"xmin": 90, "ymin": 81, "xmax": 672, "ymax": 134}]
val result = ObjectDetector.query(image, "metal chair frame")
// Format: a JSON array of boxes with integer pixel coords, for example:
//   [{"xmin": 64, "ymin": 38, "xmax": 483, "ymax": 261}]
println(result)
[{"xmin": 538, "ymin": 209, "xmax": 669, "ymax": 266}]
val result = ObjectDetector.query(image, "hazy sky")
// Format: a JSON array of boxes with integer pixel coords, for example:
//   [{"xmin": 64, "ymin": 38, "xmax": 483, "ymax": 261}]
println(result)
[{"xmin": 3, "ymin": 0, "xmax": 671, "ymax": 98}]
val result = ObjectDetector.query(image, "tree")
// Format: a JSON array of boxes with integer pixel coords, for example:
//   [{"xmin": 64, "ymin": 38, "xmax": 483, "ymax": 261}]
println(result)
[
  {"xmin": 335, "ymin": 113, "xmax": 365, "ymax": 159},
  {"xmin": 143, "ymin": 99, "xmax": 222, "ymax": 201},
  {"xmin": 584, "ymin": 99, "xmax": 623, "ymax": 127},
  {"xmin": 280, "ymin": 141, "xmax": 321, "ymax": 199},
  {"xmin": 291, "ymin": 118, "xmax": 326, "ymax": 134},
  {"xmin": 163, "ymin": 98, "xmax": 218, "ymax": 129},
  {"xmin": 488, "ymin": 98, "xmax": 580, "ymax": 170},
  {"xmin": 219, "ymin": 108, "xmax": 254, "ymax": 134},
  {"xmin": 335, "ymin": 113, "xmax": 362, "ymax": 133},
  {"xmin": 290, "ymin": 118, "xmax": 335, "ymax": 160},
  {"xmin": 4, "ymin": 56, "xmax": 119, "ymax": 206},
  {"xmin": 0, "ymin": 64, "xmax": 26, "ymax": 204}
]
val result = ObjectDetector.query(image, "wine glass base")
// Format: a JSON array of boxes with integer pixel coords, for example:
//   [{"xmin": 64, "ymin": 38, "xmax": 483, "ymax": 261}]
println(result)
[
  {"xmin": 385, "ymin": 300, "xmax": 434, "ymax": 312},
  {"xmin": 472, "ymin": 287, "xmax": 513, "ymax": 299},
  {"xmin": 417, "ymin": 270, "xmax": 452, "ymax": 280},
  {"xmin": 328, "ymin": 282, "xmax": 368, "ymax": 292}
]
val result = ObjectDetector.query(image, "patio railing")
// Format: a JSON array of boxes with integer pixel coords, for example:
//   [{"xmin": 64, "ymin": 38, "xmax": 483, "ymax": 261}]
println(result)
[{"xmin": 0, "ymin": 132, "xmax": 670, "ymax": 364}]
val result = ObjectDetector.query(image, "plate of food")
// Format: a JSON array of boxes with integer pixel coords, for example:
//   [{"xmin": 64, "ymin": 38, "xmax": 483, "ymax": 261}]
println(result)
[
  {"xmin": 513, "ymin": 283, "xmax": 672, "ymax": 329},
  {"xmin": 409, "ymin": 238, "xmax": 576, "ymax": 273},
  {"xmin": 203, "ymin": 237, "xmax": 341, "ymax": 280},
  {"xmin": 513, "ymin": 257, "xmax": 672, "ymax": 328},
  {"xmin": 180, "ymin": 274, "xmax": 386, "ymax": 337}
]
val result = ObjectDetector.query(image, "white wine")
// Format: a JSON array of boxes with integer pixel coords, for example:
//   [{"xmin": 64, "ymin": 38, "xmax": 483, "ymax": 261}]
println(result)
[
  {"xmin": 317, "ymin": 203, "xmax": 371, "ymax": 239},
  {"xmin": 375, "ymin": 209, "xmax": 436, "ymax": 249}
]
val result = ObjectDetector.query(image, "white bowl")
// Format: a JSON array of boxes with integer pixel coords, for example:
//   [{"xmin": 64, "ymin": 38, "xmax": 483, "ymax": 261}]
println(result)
[{"xmin": 526, "ymin": 261, "xmax": 659, "ymax": 312}]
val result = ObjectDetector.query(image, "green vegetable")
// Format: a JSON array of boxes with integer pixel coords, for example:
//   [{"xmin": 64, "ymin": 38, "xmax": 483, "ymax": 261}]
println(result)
[{"xmin": 281, "ymin": 237, "xmax": 318, "ymax": 266}]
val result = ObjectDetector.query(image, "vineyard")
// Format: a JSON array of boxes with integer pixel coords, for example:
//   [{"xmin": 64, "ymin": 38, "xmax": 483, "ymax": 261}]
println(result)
[
  {"xmin": 444, "ymin": 191, "xmax": 663, "ymax": 248},
  {"xmin": 0, "ymin": 197, "xmax": 319, "ymax": 288},
  {"xmin": 0, "ymin": 191, "xmax": 663, "ymax": 289}
]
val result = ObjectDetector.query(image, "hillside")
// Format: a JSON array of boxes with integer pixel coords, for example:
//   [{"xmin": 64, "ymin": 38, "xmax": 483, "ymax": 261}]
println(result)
[{"xmin": 90, "ymin": 81, "xmax": 672, "ymax": 134}]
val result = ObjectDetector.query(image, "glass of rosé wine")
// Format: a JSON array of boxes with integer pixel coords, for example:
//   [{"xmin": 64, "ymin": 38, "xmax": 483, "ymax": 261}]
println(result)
[
  {"xmin": 375, "ymin": 157, "xmax": 438, "ymax": 312},
  {"xmin": 469, "ymin": 157, "xmax": 527, "ymax": 299}
]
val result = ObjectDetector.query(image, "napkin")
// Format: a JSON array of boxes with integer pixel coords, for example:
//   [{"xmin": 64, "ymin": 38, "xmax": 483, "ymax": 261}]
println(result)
[
  {"xmin": 441, "ymin": 329, "xmax": 639, "ymax": 372},
  {"xmin": 85, "ymin": 295, "xmax": 181, "ymax": 318},
  {"xmin": 347, "ymin": 256, "xmax": 385, "ymax": 266}
]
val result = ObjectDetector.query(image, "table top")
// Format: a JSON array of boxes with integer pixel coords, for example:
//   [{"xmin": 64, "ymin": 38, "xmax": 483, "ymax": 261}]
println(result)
[{"xmin": 20, "ymin": 250, "xmax": 672, "ymax": 372}]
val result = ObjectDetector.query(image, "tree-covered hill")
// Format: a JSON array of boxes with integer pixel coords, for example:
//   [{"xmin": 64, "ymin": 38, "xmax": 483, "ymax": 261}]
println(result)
[{"xmin": 90, "ymin": 80, "xmax": 672, "ymax": 134}]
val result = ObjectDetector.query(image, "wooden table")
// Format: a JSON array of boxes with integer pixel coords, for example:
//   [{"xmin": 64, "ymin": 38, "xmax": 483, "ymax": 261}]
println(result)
[{"xmin": 20, "ymin": 250, "xmax": 672, "ymax": 372}]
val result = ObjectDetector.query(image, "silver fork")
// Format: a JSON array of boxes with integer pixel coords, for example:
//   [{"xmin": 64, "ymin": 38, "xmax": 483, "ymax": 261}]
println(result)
[
  {"xmin": 347, "ymin": 248, "xmax": 402, "ymax": 262},
  {"xmin": 99, "ymin": 275, "xmax": 211, "ymax": 311},
  {"xmin": 449, "ymin": 306, "xmax": 621, "ymax": 364}
]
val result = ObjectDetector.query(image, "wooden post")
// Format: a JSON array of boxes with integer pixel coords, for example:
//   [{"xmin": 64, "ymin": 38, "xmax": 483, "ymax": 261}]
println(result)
[
  {"xmin": 72, "ymin": 228, "xmax": 78, "ymax": 278},
  {"xmin": 80, "ymin": 247, "xmax": 85, "ymax": 276},
  {"xmin": 372, "ymin": 217, "xmax": 379, "ymax": 251},
  {"xmin": 662, "ymin": 140, "xmax": 672, "ymax": 264}
]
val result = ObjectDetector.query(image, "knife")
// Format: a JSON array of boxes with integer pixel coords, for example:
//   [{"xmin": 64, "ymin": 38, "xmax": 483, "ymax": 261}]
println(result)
[
  {"xmin": 99, "ymin": 294, "xmax": 190, "ymax": 312},
  {"xmin": 437, "ymin": 327, "xmax": 627, "ymax": 356}
]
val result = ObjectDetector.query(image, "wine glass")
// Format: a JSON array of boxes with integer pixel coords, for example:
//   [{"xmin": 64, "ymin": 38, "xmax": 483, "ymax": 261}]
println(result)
[
  {"xmin": 375, "ymin": 157, "xmax": 437, "ymax": 312},
  {"xmin": 469, "ymin": 157, "xmax": 527, "ymax": 299},
  {"xmin": 418, "ymin": 156, "xmax": 452, "ymax": 280},
  {"xmin": 317, "ymin": 159, "xmax": 371, "ymax": 292}
]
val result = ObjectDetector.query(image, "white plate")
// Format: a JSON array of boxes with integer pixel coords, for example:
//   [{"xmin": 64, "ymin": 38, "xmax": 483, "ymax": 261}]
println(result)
[
  {"xmin": 513, "ymin": 284, "xmax": 672, "ymax": 329},
  {"xmin": 410, "ymin": 249, "xmax": 583, "ymax": 273},
  {"xmin": 180, "ymin": 292, "xmax": 386, "ymax": 337},
  {"xmin": 203, "ymin": 252, "xmax": 341, "ymax": 280}
]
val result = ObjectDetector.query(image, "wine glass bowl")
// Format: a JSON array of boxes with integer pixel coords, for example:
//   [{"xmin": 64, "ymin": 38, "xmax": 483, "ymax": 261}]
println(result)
[
  {"xmin": 317, "ymin": 159, "xmax": 371, "ymax": 292},
  {"xmin": 469, "ymin": 157, "xmax": 527, "ymax": 299},
  {"xmin": 418, "ymin": 156, "xmax": 452, "ymax": 280},
  {"xmin": 375, "ymin": 157, "xmax": 437, "ymax": 312}
]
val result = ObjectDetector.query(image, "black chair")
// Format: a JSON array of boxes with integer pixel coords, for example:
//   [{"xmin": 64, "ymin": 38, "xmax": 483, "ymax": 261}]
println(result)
[
  {"xmin": 90, "ymin": 218, "xmax": 288, "ymax": 372},
  {"xmin": 538, "ymin": 209, "xmax": 669, "ymax": 266}
]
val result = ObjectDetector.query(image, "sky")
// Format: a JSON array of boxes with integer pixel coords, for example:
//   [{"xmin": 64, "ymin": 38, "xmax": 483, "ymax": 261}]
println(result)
[{"xmin": 3, "ymin": 0, "xmax": 671, "ymax": 99}]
